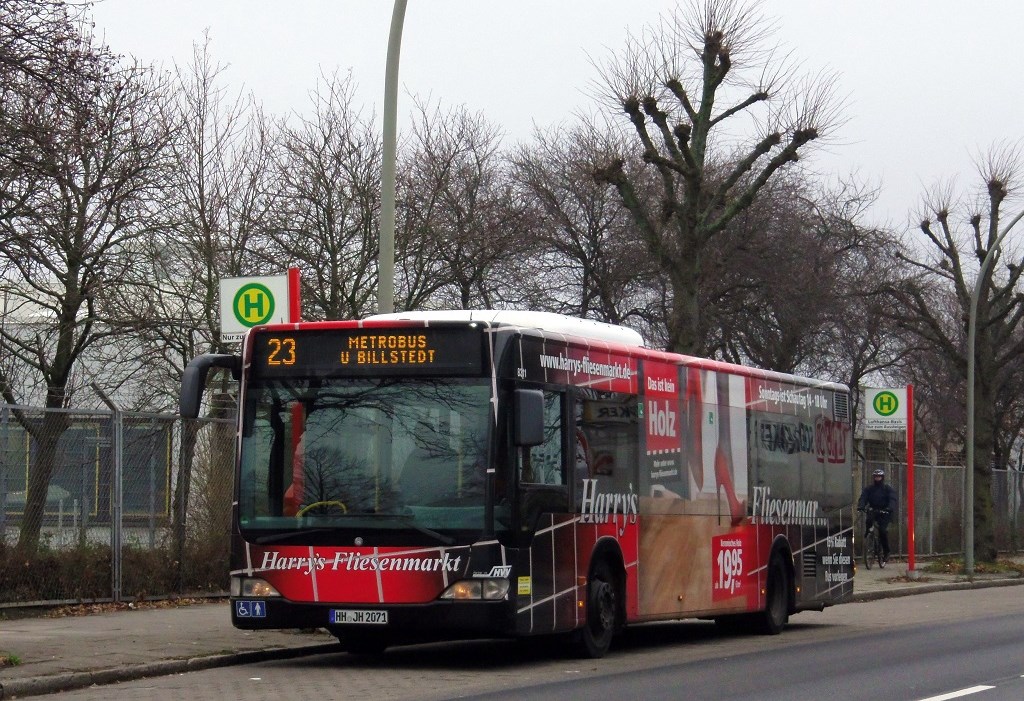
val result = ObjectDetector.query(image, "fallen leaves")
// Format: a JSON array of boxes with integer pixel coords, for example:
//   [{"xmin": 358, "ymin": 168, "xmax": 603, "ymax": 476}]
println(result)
[{"xmin": 45, "ymin": 597, "xmax": 215, "ymax": 618}]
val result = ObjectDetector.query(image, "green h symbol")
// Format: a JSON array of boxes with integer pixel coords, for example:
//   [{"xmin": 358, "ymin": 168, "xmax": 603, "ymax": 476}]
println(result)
[
  {"xmin": 232, "ymin": 283, "xmax": 275, "ymax": 327},
  {"xmin": 873, "ymin": 391, "xmax": 898, "ymax": 417}
]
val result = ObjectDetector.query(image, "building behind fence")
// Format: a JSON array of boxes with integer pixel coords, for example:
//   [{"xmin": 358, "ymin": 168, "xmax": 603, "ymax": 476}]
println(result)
[
  {"xmin": 1, "ymin": 404, "xmax": 1022, "ymax": 607},
  {"xmin": 0, "ymin": 405, "xmax": 233, "ymax": 606}
]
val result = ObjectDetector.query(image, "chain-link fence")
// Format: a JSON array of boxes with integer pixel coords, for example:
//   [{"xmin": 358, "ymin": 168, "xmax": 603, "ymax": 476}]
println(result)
[
  {"xmin": 0, "ymin": 405, "xmax": 234, "ymax": 607},
  {"xmin": 857, "ymin": 459, "xmax": 1024, "ymax": 557},
  {"xmin": 5, "ymin": 403, "xmax": 1024, "ymax": 605}
]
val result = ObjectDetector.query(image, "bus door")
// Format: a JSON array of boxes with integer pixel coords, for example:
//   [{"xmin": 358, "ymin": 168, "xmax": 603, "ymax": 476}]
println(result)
[{"xmin": 516, "ymin": 389, "xmax": 568, "ymax": 534}]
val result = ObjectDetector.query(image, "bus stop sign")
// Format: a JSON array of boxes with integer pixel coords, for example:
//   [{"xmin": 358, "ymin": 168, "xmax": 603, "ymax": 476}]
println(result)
[{"xmin": 219, "ymin": 275, "xmax": 291, "ymax": 343}]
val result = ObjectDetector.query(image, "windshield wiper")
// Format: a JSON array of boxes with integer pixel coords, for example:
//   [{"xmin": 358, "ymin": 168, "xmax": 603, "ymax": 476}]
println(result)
[
  {"xmin": 251, "ymin": 517, "xmax": 456, "ymax": 546},
  {"xmin": 252, "ymin": 527, "xmax": 336, "ymax": 545},
  {"xmin": 358, "ymin": 513, "xmax": 456, "ymax": 546}
]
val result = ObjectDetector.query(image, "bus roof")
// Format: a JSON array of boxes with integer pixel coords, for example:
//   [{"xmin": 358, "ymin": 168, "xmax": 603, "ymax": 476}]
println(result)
[
  {"xmin": 367, "ymin": 310, "xmax": 646, "ymax": 347},
  {"xmin": 254, "ymin": 310, "xmax": 848, "ymax": 394}
]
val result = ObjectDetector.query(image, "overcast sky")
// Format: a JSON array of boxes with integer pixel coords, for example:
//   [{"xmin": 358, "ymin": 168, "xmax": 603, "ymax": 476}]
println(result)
[{"xmin": 90, "ymin": 0, "xmax": 1024, "ymax": 230}]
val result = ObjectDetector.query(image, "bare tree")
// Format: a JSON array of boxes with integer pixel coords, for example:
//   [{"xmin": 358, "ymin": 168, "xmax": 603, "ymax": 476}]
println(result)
[
  {"xmin": 892, "ymin": 144, "xmax": 1024, "ymax": 561},
  {"xmin": 111, "ymin": 35, "xmax": 272, "ymax": 408},
  {"xmin": 511, "ymin": 120, "xmax": 655, "ymax": 324},
  {"xmin": 709, "ymin": 174, "xmax": 903, "ymax": 383},
  {"xmin": 593, "ymin": 0, "xmax": 842, "ymax": 355},
  {"xmin": 264, "ymin": 71, "xmax": 380, "ymax": 320},
  {"xmin": 1, "ymin": 1, "xmax": 92, "ymax": 225},
  {"xmin": 396, "ymin": 100, "xmax": 530, "ymax": 311},
  {"xmin": 798, "ymin": 180, "xmax": 916, "ymax": 433},
  {"xmin": 107, "ymin": 37, "xmax": 277, "ymax": 588},
  {"xmin": 0, "ymin": 25, "xmax": 173, "ymax": 554}
]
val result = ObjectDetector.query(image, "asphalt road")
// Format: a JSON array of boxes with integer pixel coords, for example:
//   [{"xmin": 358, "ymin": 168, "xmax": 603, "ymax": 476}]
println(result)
[{"xmin": 39, "ymin": 587, "xmax": 1024, "ymax": 701}]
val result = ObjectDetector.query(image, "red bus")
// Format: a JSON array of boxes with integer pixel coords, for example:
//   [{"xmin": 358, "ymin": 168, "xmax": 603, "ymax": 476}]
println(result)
[{"xmin": 180, "ymin": 310, "xmax": 854, "ymax": 657}]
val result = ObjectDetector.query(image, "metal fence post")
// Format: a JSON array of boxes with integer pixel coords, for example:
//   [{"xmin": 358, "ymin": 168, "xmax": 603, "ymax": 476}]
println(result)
[
  {"xmin": 94, "ymin": 387, "xmax": 123, "ymax": 603},
  {"xmin": 148, "ymin": 419, "xmax": 156, "ymax": 549},
  {"xmin": 929, "ymin": 462, "xmax": 937, "ymax": 556},
  {"xmin": 1011, "ymin": 466, "xmax": 1019, "ymax": 556},
  {"xmin": 0, "ymin": 405, "xmax": 8, "ymax": 540}
]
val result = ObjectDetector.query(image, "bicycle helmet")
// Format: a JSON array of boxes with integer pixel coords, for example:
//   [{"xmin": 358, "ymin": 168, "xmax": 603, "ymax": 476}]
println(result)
[{"xmin": 872, "ymin": 469, "xmax": 885, "ymax": 478}]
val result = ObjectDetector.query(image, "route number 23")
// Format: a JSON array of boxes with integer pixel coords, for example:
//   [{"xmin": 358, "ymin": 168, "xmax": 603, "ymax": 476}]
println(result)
[{"xmin": 267, "ymin": 337, "xmax": 296, "ymax": 366}]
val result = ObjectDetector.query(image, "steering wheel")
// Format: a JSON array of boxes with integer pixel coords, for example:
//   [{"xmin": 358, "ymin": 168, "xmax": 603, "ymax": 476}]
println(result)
[{"xmin": 296, "ymin": 500, "xmax": 348, "ymax": 517}]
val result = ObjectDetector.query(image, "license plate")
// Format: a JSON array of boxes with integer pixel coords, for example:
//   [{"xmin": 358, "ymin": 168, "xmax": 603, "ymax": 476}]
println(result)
[{"xmin": 330, "ymin": 609, "xmax": 388, "ymax": 625}]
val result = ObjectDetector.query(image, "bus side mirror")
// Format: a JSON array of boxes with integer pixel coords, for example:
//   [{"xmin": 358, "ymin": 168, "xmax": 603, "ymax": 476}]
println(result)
[
  {"xmin": 514, "ymin": 389, "xmax": 545, "ymax": 447},
  {"xmin": 180, "ymin": 354, "xmax": 240, "ymax": 419}
]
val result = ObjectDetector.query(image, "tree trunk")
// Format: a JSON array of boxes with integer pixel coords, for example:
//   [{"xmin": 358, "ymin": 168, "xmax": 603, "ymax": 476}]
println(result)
[
  {"xmin": 16, "ymin": 410, "xmax": 71, "ymax": 556},
  {"xmin": 666, "ymin": 253, "xmax": 703, "ymax": 355},
  {"xmin": 973, "ymin": 380, "xmax": 998, "ymax": 562},
  {"xmin": 174, "ymin": 418, "xmax": 200, "ymax": 593}
]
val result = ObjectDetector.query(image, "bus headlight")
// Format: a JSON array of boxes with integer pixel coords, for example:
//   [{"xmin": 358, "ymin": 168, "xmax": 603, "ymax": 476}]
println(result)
[
  {"xmin": 440, "ymin": 579, "xmax": 510, "ymax": 601},
  {"xmin": 231, "ymin": 576, "xmax": 281, "ymax": 598}
]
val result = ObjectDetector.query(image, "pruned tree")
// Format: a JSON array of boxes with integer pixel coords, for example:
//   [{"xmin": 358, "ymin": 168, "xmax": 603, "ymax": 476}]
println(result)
[
  {"xmin": 891, "ymin": 144, "xmax": 1024, "ymax": 562},
  {"xmin": 593, "ymin": 0, "xmax": 842, "ymax": 355}
]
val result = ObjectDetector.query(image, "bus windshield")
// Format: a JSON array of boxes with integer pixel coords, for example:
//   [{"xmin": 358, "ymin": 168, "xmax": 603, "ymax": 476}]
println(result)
[{"xmin": 238, "ymin": 378, "xmax": 494, "ymax": 542}]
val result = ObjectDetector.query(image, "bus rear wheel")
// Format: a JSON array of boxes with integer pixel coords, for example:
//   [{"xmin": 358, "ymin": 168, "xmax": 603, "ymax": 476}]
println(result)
[
  {"xmin": 573, "ymin": 559, "xmax": 618, "ymax": 658},
  {"xmin": 752, "ymin": 555, "xmax": 790, "ymax": 635}
]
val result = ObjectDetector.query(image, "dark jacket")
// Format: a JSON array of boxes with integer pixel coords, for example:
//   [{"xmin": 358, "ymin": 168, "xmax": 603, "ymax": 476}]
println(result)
[{"xmin": 858, "ymin": 481, "xmax": 897, "ymax": 512}]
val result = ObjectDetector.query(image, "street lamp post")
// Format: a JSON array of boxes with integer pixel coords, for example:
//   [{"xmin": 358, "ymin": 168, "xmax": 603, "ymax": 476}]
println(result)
[
  {"xmin": 965, "ymin": 208, "xmax": 1024, "ymax": 576},
  {"xmin": 378, "ymin": 0, "xmax": 407, "ymax": 314}
]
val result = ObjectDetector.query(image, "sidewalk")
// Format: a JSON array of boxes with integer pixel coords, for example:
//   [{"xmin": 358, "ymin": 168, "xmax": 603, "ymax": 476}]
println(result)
[
  {"xmin": 850, "ymin": 557, "xmax": 1024, "ymax": 601},
  {"xmin": 0, "ymin": 603, "xmax": 336, "ymax": 699},
  {"xmin": 2, "ymin": 563, "xmax": 1022, "ymax": 700}
]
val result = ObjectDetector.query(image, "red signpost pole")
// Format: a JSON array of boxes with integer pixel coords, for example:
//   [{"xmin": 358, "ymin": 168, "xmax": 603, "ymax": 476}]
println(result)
[
  {"xmin": 288, "ymin": 266, "xmax": 301, "ymax": 323},
  {"xmin": 284, "ymin": 266, "xmax": 304, "ymax": 515}
]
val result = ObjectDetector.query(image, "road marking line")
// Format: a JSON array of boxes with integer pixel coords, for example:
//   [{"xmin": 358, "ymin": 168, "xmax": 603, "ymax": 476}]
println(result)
[{"xmin": 917, "ymin": 686, "xmax": 995, "ymax": 701}]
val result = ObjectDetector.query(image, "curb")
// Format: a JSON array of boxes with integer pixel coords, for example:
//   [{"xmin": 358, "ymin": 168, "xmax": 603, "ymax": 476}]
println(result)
[
  {"xmin": 0, "ymin": 642, "xmax": 338, "ymax": 700},
  {"xmin": 850, "ymin": 576, "xmax": 1024, "ymax": 603}
]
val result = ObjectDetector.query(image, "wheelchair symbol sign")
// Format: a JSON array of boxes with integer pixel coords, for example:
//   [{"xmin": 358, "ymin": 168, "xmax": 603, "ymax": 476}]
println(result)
[{"xmin": 235, "ymin": 600, "xmax": 267, "ymax": 618}]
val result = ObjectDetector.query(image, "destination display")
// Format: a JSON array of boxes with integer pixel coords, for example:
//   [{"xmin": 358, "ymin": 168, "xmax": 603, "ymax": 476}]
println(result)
[{"xmin": 250, "ymin": 327, "xmax": 484, "ymax": 377}]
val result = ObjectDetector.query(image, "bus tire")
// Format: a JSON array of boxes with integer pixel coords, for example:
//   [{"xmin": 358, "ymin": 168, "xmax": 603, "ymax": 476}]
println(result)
[
  {"xmin": 574, "ymin": 558, "xmax": 618, "ymax": 658},
  {"xmin": 753, "ymin": 555, "xmax": 790, "ymax": 635}
]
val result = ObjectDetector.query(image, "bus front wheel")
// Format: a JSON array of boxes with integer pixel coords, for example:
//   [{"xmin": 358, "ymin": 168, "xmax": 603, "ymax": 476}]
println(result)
[{"xmin": 574, "ymin": 559, "xmax": 618, "ymax": 658}]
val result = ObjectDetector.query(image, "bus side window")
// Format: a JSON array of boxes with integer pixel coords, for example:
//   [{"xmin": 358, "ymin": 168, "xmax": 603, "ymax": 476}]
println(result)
[{"xmin": 574, "ymin": 391, "xmax": 639, "ymax": 501}]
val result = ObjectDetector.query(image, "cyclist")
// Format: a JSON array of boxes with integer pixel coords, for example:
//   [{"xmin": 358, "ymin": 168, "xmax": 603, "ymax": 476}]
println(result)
[{"xmin": 857, "ymin": 468, "xmax": 898, "ymax": 563}]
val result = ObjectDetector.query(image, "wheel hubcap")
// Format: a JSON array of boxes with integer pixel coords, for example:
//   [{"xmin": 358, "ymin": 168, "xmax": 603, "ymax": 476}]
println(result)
[{"xmin": 594, "ymin": 580, "xmax": 615, "ymax": 632}]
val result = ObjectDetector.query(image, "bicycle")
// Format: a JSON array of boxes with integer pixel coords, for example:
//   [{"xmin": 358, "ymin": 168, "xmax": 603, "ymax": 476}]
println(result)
[{"xmin": 859, "ymin": 506, "xmax": 888, "ymax": 570}]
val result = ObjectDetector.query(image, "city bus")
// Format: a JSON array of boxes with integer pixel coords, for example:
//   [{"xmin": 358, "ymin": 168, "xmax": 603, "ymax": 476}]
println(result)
[{"xmin": 180, "ymin": 310, "xmax": 855, "ymax": 658}]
